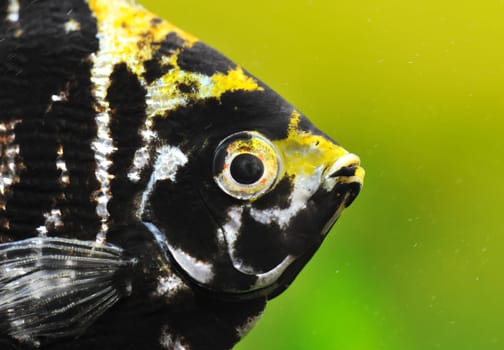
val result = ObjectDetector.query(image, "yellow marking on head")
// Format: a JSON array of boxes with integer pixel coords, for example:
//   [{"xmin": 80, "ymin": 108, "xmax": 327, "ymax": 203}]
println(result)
[
  {"xmin": 211, "ymin": 67, "xmax": 263, "ymax": 97},
  {"xmin": 148, "ymin": 64, "xmax": 263, "ymax": 117},
  {"xmin": 288, "ymin": 110, "xmax": 301, "ymax": 132},
  {"xmin": 273, "ymin": 110, "xmax": 348, "ymax": 178},
  {"xmin": 87, "ymin": 0, "xmax": 197, "ymax": 77}
]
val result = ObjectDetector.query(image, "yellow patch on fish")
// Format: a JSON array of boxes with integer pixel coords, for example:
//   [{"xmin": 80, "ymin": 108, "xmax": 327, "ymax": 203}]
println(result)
[{"xmin": 273, "ymin": 111, "xmax": 348, "ymax": 178}]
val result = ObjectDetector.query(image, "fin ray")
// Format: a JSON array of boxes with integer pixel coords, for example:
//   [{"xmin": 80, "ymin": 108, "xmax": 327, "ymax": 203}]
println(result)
[{"xmin": 0, "ymin": 237, "xmax": 133, "ymax": 344}]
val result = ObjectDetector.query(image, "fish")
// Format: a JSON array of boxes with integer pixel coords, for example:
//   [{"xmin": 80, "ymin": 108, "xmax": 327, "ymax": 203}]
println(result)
[{"xmin": 0, "ymin": 0, "xmax": 365, "ymax": 349}]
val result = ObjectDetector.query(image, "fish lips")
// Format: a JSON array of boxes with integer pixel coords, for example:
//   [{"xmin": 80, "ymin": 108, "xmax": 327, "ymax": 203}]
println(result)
[{"xmin": 320, "ymin": 161, "xmax": 365, "ymax": 236}]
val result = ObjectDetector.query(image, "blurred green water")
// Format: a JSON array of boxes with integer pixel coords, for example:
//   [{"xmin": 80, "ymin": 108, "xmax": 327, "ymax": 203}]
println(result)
[{"xmin": 139, "ymin": 1, "xmax": 504, "ymax": 349}]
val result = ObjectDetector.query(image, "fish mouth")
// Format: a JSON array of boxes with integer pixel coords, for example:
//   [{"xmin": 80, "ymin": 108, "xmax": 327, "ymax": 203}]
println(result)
[
  {"xmin": 325, "ymin": 153, "xmax": 364, "ymax": 183},
  {"xmin": 323, "ymin": 153, "xmax": 364, "ymax": 202},
  {"xmin": 318, "ymin": 153, "xmax": 365, "ymax": 236}
]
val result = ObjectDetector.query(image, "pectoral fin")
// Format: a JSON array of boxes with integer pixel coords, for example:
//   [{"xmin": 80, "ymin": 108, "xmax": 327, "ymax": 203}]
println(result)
[{"xmin": 0, "ymin": 237, "xmax": 134, "ymax": 346}]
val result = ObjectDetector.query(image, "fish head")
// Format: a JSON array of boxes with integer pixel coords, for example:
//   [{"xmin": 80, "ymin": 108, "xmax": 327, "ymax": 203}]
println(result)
[{"xmin": 140, "ymin": 38, "xmax": 364, "ymax": 300}]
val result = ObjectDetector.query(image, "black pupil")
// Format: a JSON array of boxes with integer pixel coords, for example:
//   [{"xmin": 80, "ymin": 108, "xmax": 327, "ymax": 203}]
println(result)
[{"xmin": 230, "ymin": 153, "xmax": 264, "ymax": 185}]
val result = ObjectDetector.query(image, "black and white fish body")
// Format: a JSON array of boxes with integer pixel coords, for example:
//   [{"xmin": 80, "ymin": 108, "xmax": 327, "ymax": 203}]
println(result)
[{"xmin": 0, "ymin": 0, "xmax": 365, "ymax": 349}]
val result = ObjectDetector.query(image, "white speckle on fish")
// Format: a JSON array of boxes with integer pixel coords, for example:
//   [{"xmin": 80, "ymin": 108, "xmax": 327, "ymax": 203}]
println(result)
[
  {"xmin": 64, "ymin": 18, "xmax": 81, "ymax": 33},
  {"xmin": 160, "ymin": 326, "xmax": 188, "ymax": 350},
  {"xmin": 6, "ymin": 0, "xmax": 20, "ymax": 23},
  {"xmin": 249, "ymin": 168, "xmax": 323, "ymax": 229},
  {"xmin": 137, "ymin": 145, "xmax": 188, "ymax": 219}
]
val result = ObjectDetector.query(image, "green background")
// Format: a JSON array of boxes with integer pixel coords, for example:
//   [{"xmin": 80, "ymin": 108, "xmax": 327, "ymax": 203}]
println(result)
[{"xmin": 139, "ymin": 1, "xmax": 503, "ymax": 349}]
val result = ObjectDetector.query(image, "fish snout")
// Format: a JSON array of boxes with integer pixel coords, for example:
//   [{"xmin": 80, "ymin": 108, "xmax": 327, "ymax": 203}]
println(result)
[
  {"xmin": 326, "ymin": 153, "xmax": 364, "ymax": 184},
  {"xmin": 322, "ymin": 153, "xmax": 364, "ymax": 208}
]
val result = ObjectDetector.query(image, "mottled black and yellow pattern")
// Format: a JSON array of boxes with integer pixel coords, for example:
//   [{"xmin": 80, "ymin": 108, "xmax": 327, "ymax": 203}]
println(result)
[{"xmin": 0, "ymin": 0, "xmax": 364, "ymax": 349}]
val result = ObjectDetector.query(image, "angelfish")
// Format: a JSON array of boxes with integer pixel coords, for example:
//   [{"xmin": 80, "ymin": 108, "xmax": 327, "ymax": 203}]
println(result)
[{"xmin": 0, "ymin": 0, "xmax": 365, "ymax": 349}]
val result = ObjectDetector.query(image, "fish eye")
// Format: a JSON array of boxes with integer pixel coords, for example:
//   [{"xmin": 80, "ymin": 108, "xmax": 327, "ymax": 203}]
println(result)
[
  {"xmin": 230, "ymin": 153, "xmax": 265, "ymax": 185},
  {"xmin": 213, "ymin": 131, "xmax": 281, "ymax": 200}
]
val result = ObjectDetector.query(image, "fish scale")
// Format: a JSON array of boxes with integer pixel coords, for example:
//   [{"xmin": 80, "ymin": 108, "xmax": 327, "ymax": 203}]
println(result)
[{"xmin": 0, "ymin": 0, "xmax": 364, "ymax": 349}]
